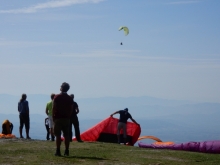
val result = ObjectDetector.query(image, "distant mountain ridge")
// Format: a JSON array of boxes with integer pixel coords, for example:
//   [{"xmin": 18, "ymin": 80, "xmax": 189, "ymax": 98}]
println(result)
[{"xmin": 0, "ymin": 94, "xmax": 219, "ymax": 118}]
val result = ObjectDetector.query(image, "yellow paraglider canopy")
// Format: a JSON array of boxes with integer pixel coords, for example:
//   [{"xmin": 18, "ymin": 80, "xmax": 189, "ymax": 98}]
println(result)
[{"xmin": 119, "ymin": 26, "xmax": 129, "ymax": 36}]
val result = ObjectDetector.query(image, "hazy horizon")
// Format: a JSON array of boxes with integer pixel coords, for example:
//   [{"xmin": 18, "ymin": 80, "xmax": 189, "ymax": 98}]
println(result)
[{"xmin": 1, "ymin": 93, "xmax": 219, "ymax": 116}]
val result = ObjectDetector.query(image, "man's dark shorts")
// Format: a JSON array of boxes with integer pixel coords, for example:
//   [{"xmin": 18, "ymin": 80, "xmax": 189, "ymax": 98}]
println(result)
[
  {"xmin": 19, "ymin": 114, "xmax": 30, "ymax": 130},
  {"xmin": 54, "ymin": 118, "xmax": 70, "ymax": 137}
]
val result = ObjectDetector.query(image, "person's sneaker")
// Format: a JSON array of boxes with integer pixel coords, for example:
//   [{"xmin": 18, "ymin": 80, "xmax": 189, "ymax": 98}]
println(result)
[
  {"xmin": 55, "ymin": 149, "xmax": 61, "ymax": 156},
  {"xmin": 51, "ymin": 136, "xmax": 55, "ymax": 141},
  {"xmin": 77, "ymin": 140, "xmax": 83, "ymax": 143},
  {"xmin": 26, "ymin": 137, "xmax": 31, "ymax": 139},
  {"xmin": 64, "ymin": 149, "xmax": 69, "ymax": 156}
]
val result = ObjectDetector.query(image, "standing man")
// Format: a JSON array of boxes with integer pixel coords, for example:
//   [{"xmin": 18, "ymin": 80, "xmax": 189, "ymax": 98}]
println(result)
[
  {"xmin": 69, "ymin": 94, "xmax": 83, "ymax": 142},
  {"xmin": 45, "ymin": 93, "xmax": 55, "ymax": 141},
  {"xmin": 52, "ymin": 82, "xmax": 73, "ymax": 156},
  {"xmin": 18, "ymin": 93, "xmax": 31, "ymax": 139},
  {"xmin": 110, "ymin": 108, "xmax": 139, "ymax": 145}
]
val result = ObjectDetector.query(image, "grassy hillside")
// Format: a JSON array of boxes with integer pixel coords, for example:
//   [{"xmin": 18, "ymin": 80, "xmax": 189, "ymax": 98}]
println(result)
[{"xmin": 0, "ymin": 138, "xmax": 220, "ymax": 165}]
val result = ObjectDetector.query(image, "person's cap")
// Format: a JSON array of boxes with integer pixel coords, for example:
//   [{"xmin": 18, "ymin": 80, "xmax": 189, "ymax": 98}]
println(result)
[{"xmin": 124, "ymin": 108, "xmax": 128, "ymax": 111}]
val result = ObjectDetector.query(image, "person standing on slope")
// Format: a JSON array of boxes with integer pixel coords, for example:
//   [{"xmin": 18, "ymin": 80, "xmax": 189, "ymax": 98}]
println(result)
[
  {"xmin": 69, "ymin": 94, "xmax": 83, "ymax": 142},
  {"xmin": 52, "ymin": 82, "xmax": 73, "ymax": 156},
  {"xmin": 110, "ymin": 108, "xmax": 139, "ymax": 145},
  {"xmin": 18, "ymin": 93, "xmax": 31, "ymax": 139},
  {"xmin": 45, "ymin": 93, "xmax": 55, "ymax": 141}
]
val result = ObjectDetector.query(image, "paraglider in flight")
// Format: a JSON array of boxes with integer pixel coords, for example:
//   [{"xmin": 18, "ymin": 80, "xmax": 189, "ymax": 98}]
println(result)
[
  {"xmin": 119, "ymin": 26, "xmax": 129, "ymax": 45},
  {"xmin": 119, "ymin": 26, "xmax": 129, "ymax": 36}
]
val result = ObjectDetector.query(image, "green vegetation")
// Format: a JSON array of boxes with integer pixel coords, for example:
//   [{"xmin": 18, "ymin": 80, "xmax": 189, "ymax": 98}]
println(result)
[{"xmin": 0, "ymin": 138, "xmax": 220, "ymax": 165}]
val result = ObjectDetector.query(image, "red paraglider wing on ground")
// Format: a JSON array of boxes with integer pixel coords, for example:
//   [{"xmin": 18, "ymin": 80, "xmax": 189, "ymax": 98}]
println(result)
[
  {"xmin": 79, "ymin": 117, "xmax": 110, "ymax": 142},
  {"xmin": 76, "ymin": 117, "xmax": 141, "ymax": 145},
  {"xmin": 126, "ymin": 120, "xmax": 141, "ymax": 145}
]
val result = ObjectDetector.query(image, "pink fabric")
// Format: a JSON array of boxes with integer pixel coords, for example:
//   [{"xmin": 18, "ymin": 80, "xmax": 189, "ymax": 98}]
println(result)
[{"xmin": 138, "ymin": 140, "xmax": 220, "ymax": 153}]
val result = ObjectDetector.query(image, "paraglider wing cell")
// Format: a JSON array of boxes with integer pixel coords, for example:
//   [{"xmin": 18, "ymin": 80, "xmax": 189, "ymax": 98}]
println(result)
[{"xmin": 119, "ymin": 26, "xmax": 129, "ymax": 36}]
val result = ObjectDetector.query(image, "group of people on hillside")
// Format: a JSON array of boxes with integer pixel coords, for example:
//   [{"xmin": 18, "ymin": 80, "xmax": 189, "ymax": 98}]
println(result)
[
  {"xmin": 2, "ymin": 82, "xmax": 139, "ymax": 157},
  {"xmin": 44, "ymin": 92, "xmax": 83, "ymax": 143}
]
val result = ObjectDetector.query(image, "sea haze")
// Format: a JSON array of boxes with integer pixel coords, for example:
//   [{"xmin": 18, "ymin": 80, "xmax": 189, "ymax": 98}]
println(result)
[{"xmin": 0, "ymin": 94, "xmax": 220, "ymax": 144}]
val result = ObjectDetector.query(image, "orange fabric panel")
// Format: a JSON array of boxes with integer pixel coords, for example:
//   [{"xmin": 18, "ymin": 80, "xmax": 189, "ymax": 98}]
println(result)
[
  {"xmin": 138, "ymin": 136, "xmax": 162, "ymax": 142},
  {"xmin": 153, "ymin": 141, "xmax": 175, "ymax": 146},
  {"xmin": 0, "ymin": 133, "xmax": 16, "ymax": 139}
]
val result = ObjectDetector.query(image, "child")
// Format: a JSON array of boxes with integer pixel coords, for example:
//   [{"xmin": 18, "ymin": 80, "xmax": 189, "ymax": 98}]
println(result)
[{"xmin": 45, "ymin": 117, "xmax": 50, "ymax": 140}]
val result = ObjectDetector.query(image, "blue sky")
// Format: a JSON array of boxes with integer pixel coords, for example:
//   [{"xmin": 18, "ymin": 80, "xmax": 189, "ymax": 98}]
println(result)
[{"xmin": 0, "ymin": 0, "xmax": 220, "ymax": 102}]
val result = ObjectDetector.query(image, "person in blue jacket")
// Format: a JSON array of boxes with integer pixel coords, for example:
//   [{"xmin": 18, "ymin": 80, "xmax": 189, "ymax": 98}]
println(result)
[{"xmin": 18, "ymin": 93, "xmax": 31, "ymax": 139}]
